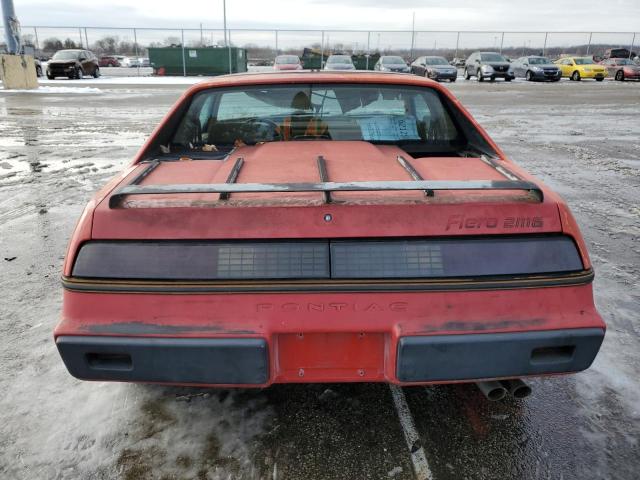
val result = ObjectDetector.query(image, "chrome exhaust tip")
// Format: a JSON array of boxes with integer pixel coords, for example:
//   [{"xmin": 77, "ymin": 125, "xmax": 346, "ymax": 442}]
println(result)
[
  {"xmin": 475, "ymin": 381, "xmax": 508, "ymax": 401},
  {"xmin": 500, "ymin": 379, "xmax": 532, "ymax": 399}
]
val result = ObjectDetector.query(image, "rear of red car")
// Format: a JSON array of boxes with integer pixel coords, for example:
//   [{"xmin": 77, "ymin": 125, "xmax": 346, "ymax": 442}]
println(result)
[
  {"xmin": 274, "ymin": 55, "xmax": 303, "ymax": 71},
  {"xmin": 99, "ymin": 56, "xmax": 120, "ymax": 67},
  {"xmin": 54, "ymin": 73, "xmax": 604, "ymax": 388}
]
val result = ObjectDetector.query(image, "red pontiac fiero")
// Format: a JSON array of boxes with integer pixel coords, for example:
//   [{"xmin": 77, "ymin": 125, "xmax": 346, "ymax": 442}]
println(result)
[{"xmin": 55, "ymin": 72, "xmax": 604, "ymax": 398}]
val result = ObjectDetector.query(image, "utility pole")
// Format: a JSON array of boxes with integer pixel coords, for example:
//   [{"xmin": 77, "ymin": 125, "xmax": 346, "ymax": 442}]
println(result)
[
  {"xmin": 223, "ymin": 0, "xmax": 228, "ymax": 47},
  {"xmin": 223, "ymin": 0, "xmax": 232, "ymax": 74},
  {"xmin": 410, "ymin": 11, "xmax": 415, "ymax": 60},
  {"xmin": 320, "ymin": 31, "xmax": 324, "ymax": 70},
  {"xmin": 366, "ymin": 31, "xmax": 370, "ymax": 70},
  {"xmin": 454, "ymin": 31, "xmax": 460, "ymax": 60},
  {"xmin": 2, "ymin": 0, "xmax": 21, "ymax": 53}
]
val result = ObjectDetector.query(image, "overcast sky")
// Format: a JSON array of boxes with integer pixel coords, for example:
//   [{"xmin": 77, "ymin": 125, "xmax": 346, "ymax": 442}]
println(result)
[{"xmin": 11, "ymin": 0, "xmax": 640, "ymax": 32}]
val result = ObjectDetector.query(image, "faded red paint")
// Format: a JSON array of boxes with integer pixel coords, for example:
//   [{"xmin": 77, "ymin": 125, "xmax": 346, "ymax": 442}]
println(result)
[
  {"xmin": 56, "ymin": 72, "xmax": 604, "ymax": 386},
  {"xmin": 55, "ymin": 283, "xmax": 603, "ymax": 385}
]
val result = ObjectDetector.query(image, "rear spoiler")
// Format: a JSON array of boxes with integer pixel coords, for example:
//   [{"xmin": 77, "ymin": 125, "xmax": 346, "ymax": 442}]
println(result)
[{"xmin": 108, "ymin": 155, "xmax": 543, "ymax": 208}]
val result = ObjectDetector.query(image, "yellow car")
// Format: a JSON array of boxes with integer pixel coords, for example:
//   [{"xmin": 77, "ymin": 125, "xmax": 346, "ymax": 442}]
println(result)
[{"xmin": 554, "ymin": 57, "xmax": 607, "ymax": 81}]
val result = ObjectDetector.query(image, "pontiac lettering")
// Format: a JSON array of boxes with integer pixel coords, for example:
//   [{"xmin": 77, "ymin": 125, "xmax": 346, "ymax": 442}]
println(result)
[{"xmin": 256, "ymin": 302, "xmax": 409, "ymax": 313}]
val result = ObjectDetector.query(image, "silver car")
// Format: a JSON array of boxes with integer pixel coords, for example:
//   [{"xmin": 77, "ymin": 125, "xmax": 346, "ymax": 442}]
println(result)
[
  {"xmin": 374, "ymin": 56, "xmax": 410, "ymax": 73},
  {"xmin": 324, "ymin": 55, "xmax": 356, "ymax": 71},
  {"xmin": 510, "ymin": 56, "xmax": 561, "ymax": 82}
]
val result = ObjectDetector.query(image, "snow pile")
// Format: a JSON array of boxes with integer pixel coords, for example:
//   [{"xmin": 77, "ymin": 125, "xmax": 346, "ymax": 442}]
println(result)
[
  {"xmin": 39, "ymin": 76, "xmax": 207, "ymax": 86},
  {"xmin": 0, "ymin": 85, "xmax": 103, "ymax": 94}
]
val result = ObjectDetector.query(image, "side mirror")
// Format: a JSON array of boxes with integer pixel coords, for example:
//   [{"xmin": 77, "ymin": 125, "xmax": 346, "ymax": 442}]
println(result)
[{"xmin": 79, "ymin": 56, "xmax": 86, "ymax": 61}]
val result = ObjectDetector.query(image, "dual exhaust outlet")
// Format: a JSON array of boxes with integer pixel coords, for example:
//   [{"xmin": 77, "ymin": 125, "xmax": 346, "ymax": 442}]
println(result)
[{"xmin": 476, "ymin": 379, "xmax": 532, "ymax": 401}]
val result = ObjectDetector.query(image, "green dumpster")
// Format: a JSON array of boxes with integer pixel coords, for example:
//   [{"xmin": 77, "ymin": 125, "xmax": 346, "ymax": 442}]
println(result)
[
  {"xmin": 149, "ymin": 46, "xmax": 248, "ymax": 76},
  {"xmin": 352, "ymin": 53, "xmax": 380, "ymax": 70},
  {"xmin": 301, "ymin": 48, "xmax": 325, "ymax": 70}
]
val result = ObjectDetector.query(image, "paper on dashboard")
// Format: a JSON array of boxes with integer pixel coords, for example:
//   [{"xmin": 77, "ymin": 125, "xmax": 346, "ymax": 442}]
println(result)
[{"xmin": 357, "ymin": 115, "xmax": 420, "ymax": 141}]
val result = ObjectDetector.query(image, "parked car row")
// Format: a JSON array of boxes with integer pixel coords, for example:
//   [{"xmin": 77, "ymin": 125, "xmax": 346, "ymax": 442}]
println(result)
[
  {"xmin": 43, "ymin": 48, "xmax": 639, "ymax": 82},
  {"xmin": 392, "ymin": 51, "xmax": 639, "ymax": 83}
]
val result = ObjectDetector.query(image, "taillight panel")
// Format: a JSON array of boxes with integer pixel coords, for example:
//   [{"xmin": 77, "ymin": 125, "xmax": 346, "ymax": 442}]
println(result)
[{"xmin": 72, "ymin": 236, "xmax": 584, "ymax": 281}]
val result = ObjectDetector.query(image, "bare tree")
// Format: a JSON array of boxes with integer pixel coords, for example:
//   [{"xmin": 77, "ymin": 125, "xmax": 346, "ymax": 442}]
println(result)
[
  {"xmin": 42, "ymin": 37, "xmax": 63, "ymax": 53},
  {"xmin": 63, "ymin": 38, "xmax": 77, "ymax": 49},
  {"xmin": 163, "ymin": 36, "xmax": 182, "ymax": 47},
  {"xmin": 93, "ymin": 36, "xmax": 119, "ymax": 54}
]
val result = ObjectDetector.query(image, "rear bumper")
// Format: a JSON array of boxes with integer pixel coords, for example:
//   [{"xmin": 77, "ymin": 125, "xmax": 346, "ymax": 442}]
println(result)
[
  {"xmin": 397, "ymin": 328, "xmax": 603, "ymax": 382},
  {"xmin": 57, "ymin": 336, "xmax": 268, "ymax": 385},
  {"xmin": 56, "ymin": 283, "xmax": 605, "ymax": 386},
  {"xmin": 56, "ymin": 327, "xmax": 604, "ymax": 386}
]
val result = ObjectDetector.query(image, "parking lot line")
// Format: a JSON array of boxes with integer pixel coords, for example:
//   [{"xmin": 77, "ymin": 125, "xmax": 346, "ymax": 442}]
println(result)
[{"xmin": 389, "ymin": 385, "xmax": 434, "ymax": 480}]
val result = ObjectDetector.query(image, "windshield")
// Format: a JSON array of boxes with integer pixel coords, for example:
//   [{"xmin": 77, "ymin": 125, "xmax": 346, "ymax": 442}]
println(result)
[
  {"xmin": 528, "ymin": 57, "xmax": 551, "ymax": 65},
  {"xmin": 52, "ymin": 50, "xmax": 80, "ymax": 60},
  {"xmin": 170, "ymin": 84, "xmax": 462, "ymax": 150},
  {"xmin": 480, "ymin": 53, "xmax": 506, "ymax": 62},
  {"xmin": 328, "ymin": 56, "xmax": 352, "ymax": 64},
  {"xmin": 276, "ymin": 56, "xmax": 299, "ymax": 64},
  {"xmin": 382, "ymin": 56, "xmax": 406, "ymax": 65},
  {"xmin": 424, "ymin": 57, "xmax": 449, "ymax": 65},
  {"xmin": 574, "ymin": 58, "xmax": 595, "ymax": 65}
]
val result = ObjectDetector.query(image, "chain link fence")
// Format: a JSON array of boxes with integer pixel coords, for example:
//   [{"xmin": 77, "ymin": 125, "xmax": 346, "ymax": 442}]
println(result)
[{"xmin": 2, "ymin": 26, "xmax": 638, "ymax": 75}]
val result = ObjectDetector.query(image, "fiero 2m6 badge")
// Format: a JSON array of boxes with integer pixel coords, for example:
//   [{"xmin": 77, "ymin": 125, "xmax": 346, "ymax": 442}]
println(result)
[
  {"xmin": 55, "ymin": 71, "xmax": 604, "ymax": 401},
  {"xmin": 445, "ymin": 214, "xmax": 545, "ymax": 230}
]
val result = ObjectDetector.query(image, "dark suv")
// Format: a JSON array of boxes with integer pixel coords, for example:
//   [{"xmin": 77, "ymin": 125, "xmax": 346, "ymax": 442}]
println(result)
[
  {"xmin": 464, "ymin": 51, "xmax": 513, "ymax": 82},
  {"xmin": 46, "ymin": 49, "xmax": 100, "ymax": 79},
  {"xmin": 603, "ymin": 48, "xmax": 636, "ymax": 60}
]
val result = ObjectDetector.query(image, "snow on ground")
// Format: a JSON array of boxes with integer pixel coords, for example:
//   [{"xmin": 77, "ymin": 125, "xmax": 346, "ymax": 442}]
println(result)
[
  {"xmin": 37, "ymin": 76, "xmax": 212, "ymax": 86},
  {"xmin": 0, "ymin": 85, "xmax": 103, "ymax": 94}
]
